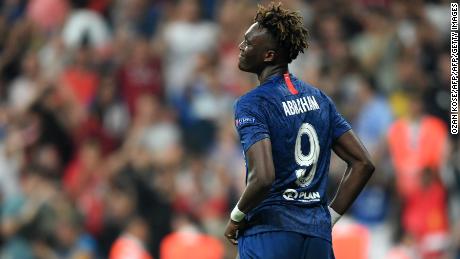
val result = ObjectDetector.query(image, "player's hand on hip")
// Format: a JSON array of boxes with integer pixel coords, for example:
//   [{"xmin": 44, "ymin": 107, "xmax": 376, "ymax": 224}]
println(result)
[{"xmin": 224, "ymin": 219, "xmax": 246, "ymax": 245}]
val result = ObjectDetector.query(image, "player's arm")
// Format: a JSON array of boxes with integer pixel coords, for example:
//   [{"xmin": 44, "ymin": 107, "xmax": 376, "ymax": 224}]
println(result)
[
  {"xmin": 225, "ymin": 138, "xmax": 275, "ymax": 244},
  {"xmin": 329, "ymin": 130, "xmax": 375, "ymax": 225},
  {"xmin": 236, "ymin": 138, "xmax": 275, "ymax": 214}
]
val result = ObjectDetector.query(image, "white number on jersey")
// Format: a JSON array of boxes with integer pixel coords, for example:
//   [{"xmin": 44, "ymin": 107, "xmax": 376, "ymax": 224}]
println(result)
[{"xmin": 294, "ymin": 123, "xmax": 320, "ymax": 187}]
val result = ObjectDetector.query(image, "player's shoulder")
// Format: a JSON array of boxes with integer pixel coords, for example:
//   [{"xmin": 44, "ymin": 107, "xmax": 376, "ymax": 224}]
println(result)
[
  {"xmin": 291, "ymin": 76, "xmax": 334, "ymax": 105},
  {"xmin": 299, "ymin": 80, "xmax": 323, "ymax": 96},
  {"xmin": 234, "ymin": 74, "xmax": 334, "ymax": 111},
  {"xmin": 234, "ymin": 83, "xmax": 271, "ymax": 110}
]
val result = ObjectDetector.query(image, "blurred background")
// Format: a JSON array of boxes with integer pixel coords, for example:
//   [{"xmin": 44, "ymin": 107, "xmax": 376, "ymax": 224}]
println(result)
[{"xmin": 0, "ymin": 0, "xmax": 458, "ymax": 258}]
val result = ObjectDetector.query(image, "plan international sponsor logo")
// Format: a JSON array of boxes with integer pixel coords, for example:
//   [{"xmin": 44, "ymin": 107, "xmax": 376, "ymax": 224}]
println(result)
[{"xmin": 282, "ymin": 189, "xmax": 321, "ymax": 203}]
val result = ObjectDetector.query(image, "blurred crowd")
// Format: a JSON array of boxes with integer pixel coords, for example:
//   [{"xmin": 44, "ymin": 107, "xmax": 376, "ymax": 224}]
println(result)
[{"xmin": 0, "ymin": 0, "xmax": 458, "ymax": 258}]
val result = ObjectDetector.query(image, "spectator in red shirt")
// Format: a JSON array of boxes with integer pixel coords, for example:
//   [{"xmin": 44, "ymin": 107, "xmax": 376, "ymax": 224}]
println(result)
[
  {"xmin": 64, "ymin": 139, "xmax": 105, "ymax": 237},
  {"xmin": 110, "ymin": 216, "xmax": 153, "ymax": 259},
  {"xmin": 403, "ymin": 168, "xmax": 449, "ymax": 258},
  {"xmin": 60, "ymin": 43, "xmax": 99, "ymax": 108},
  {"xmin": 118, "ymin": 38, "xmax": 163, "ymax": 115}
]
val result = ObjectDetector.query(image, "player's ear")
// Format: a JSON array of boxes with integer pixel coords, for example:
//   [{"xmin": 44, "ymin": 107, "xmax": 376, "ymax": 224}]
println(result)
[{"xmin": 264, "ymin": 50, "xmax": 276, "ymax": 62}]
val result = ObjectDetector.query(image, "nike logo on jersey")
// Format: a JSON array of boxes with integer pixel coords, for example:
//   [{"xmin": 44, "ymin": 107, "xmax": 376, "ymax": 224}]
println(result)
[{"xmin": 282, "ymin": 96, "xmax": 320, "ymax": 116}]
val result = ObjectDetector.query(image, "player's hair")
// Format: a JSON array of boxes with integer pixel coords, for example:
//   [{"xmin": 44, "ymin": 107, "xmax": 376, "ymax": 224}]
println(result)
[{"xmin": 254, "ymin": 2, "xmax": 309, "ymax": 63}]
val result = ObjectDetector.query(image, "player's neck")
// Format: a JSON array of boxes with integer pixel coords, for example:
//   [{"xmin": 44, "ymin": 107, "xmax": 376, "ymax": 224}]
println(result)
[{"xmin": 257, "ymin": 65, "xmax": 288, "ymax": 85}]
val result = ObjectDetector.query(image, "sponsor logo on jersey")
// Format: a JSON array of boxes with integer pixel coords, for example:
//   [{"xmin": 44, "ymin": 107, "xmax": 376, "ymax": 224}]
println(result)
[
  {"xmin": 282, "ymin": 188, "xmax": 321, "ymax": 202},
  {"xmin": 282, "ymin": 96, "xmax": 320, "ymax": 116}
]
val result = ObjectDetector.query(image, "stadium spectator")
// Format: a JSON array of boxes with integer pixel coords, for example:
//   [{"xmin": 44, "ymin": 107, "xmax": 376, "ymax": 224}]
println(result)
[
  {"xmin": 118, "ymin": 38, "xmax": 163, "ymax": 114},
  {"xmin": 388, "ymin": 93, "xmax": 450, "ymax": 258},
  {"xmin": 159, "ymin": 0, "xmax": 218, "ymax": 100},
  {"xmin": 109, "ymin": 216, "xmax": 153, "ymax": 259},
  {"xmin": 160, "ymin": 214, "xmax": 224, "ymax": 259}
]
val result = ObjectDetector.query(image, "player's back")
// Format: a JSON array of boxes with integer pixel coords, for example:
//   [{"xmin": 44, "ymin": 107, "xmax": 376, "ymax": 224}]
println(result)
[{"xmin": 234, "ymin": 73, "xmax": 351, "ymax": 242}]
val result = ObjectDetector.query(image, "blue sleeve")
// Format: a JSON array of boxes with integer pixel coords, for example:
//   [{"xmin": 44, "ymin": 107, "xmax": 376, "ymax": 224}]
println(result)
[
  {"xmin": 234, "ymin": 97, "xmax": 270, "ymax": 153},
  {"xmin": 328, "ymin": 96, "xmax": 352, "ymax": 140}
]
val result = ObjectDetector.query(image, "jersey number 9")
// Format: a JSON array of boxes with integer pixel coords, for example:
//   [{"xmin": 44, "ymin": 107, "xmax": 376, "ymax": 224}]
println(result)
[{"xmin": 294, "ymin": 123, "xmax": 320, "ymax": 187}]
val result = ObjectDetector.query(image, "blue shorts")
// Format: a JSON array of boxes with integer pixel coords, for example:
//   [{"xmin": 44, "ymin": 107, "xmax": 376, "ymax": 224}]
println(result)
[{"xmin": 238, "ymin": 231, "xmax": 335, "ymax": 259}]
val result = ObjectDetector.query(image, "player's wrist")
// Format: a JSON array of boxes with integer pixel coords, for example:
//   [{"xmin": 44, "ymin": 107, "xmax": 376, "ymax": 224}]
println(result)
[
  {"xmin": 230, "ymin": 205, "xmax": 246, "ymax": 222},
  {"xmin": 328, "ymin": 206, "xmax": 341, "ymax": 226}
]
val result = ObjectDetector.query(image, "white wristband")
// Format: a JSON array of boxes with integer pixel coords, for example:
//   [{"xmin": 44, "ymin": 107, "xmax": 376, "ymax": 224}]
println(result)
[
  {"xmin": 328, "ymin": 206, "xmax": 342, "ymax": 227},
  {"xmin": 230, "ymin": 206, "xmax": 246, "ymax": 222}
]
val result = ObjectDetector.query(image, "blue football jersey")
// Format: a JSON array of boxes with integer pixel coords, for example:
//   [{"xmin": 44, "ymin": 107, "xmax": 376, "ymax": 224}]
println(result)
[{"xmin": 234, "ymin": 73, "xmax": 351, "ymax": 242}]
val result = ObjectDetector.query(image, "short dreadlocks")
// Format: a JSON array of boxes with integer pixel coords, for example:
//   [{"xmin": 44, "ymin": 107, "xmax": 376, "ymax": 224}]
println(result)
[{"xmin": 254, "ymin": 2, "xmax": 309, "ymax": 63}]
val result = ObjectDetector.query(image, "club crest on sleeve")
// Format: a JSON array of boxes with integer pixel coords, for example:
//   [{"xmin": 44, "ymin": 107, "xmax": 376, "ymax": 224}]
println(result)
[{"xmin": 235, "ymin": 117, "xmax": 256, "ymax": 128}]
